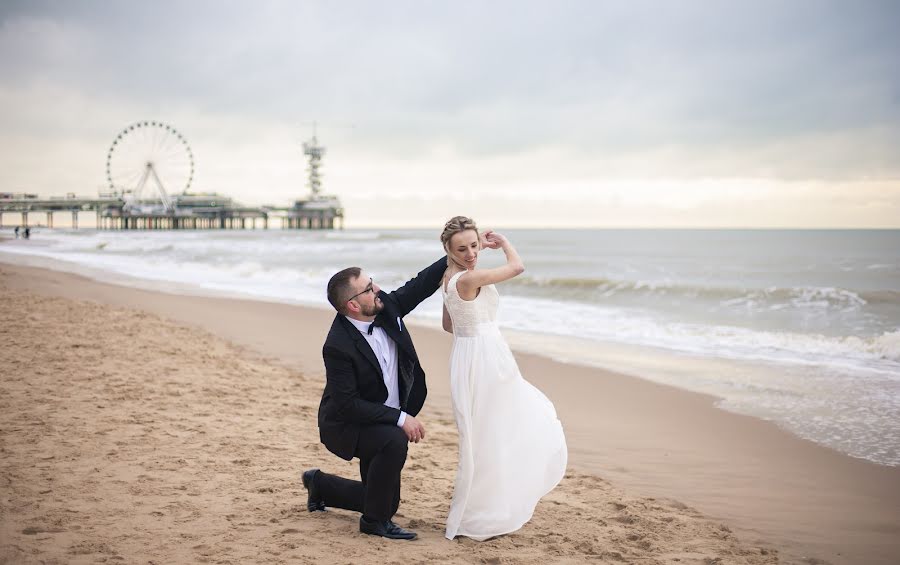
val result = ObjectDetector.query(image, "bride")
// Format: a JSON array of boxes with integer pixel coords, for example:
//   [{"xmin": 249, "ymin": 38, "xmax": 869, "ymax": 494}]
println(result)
[{"xmin": 440, "ymin": 216, "xmax": 567, "ymax": 541}]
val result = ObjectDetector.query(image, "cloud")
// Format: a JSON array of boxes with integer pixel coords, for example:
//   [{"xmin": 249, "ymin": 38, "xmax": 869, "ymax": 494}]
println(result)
[{"xmin": 0, "ymin": 0, "xmax": 898, "ymax": 226}]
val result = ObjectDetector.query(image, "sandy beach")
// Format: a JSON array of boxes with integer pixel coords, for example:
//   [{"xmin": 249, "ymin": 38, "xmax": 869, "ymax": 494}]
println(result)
[{"xmin": 2, "ymin": 259, "xmax": 899, "ymax": 564}]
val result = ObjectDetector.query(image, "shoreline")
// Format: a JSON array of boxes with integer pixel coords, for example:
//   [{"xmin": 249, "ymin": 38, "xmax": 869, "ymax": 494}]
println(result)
[
  {"xmin": 4, "ymin": 240, "xmax": 898, "ymax": 469},
  {"xmin": 4, "ymin": 231, "xmax": 900, "ymax": 468},
  {"xmin": 3, "ymin": 258, "xmax": 900, "ymax": 563}
]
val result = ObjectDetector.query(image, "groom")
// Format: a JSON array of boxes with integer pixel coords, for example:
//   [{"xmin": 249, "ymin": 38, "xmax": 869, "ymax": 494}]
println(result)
[{"xmin": 303, "ymin": 256, "xmax": 447, "ymax": 540}]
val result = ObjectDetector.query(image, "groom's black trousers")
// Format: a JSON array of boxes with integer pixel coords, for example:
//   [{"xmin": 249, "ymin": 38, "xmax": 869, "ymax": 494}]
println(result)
[{"xmin": 315, "ymin": 424, "xmax": 407, "ymax": 522}]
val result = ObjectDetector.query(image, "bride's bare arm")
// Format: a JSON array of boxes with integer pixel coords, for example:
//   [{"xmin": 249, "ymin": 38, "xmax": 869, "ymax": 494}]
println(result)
[
  {"xmin": 457, "ymin": 231, "xmax": 524, "ymax": 297},
  {"xmin": 442, "ymin": 302, "xmax": 453, "ymax": 333}
]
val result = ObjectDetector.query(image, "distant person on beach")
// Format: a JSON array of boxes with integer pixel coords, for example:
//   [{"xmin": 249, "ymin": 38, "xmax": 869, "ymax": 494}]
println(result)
[
  {"xmin": 439, "ymin": 216, "xmax": 567, "ymax": 540},
  {"xmin": 303, "ymin": 255, "xmax": 446, "ymax": 540},
  {"xmin": 14, "ymin": 226, "xmax": 19, "ymax": 238},
  {"xmin": 23, "ymin": 227, "xmax": 30, "ymax": 239}
]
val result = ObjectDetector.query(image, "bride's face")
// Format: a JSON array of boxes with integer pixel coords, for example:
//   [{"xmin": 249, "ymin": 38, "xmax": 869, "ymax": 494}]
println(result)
[{"xmin": 449, "ymin": 229, "xmax": 480, "ymax": 270}]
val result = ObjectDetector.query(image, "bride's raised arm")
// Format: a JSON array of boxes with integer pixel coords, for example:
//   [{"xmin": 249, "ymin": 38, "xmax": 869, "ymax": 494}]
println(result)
[{"xmin": 457, "ymin": 231, "xmax": 524, "ymax": 296}]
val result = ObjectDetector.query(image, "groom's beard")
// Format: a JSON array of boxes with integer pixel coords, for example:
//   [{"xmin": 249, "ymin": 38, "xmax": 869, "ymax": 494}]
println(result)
[{"xmin": 360, "ymin": 297, "xmax": 384, "ymax": 318}]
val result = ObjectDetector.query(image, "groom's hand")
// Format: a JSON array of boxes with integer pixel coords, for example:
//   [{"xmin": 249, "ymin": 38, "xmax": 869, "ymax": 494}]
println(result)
[{"xmin": 401, "ymin": 415, "xmax": 426, "ymax": 443}]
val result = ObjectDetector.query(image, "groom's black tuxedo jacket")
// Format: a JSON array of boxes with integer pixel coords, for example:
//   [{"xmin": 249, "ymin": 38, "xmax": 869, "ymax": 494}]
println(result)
[{"xmin": 318, "ymin": 256, "xmax": 446, "ymax": 461}]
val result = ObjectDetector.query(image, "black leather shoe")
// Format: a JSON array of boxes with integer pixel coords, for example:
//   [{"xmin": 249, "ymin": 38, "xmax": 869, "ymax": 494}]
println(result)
[
  {"xmin": 301, "ymin": 468, "xmax": 326, "ymax": 512},
  {"xmin": 359, "ymin": 516, "xmax": 417, "ymax": 540}
]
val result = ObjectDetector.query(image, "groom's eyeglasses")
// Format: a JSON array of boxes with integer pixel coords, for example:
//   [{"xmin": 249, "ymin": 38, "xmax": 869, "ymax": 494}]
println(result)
[{"xmin": 347, "ymin": 278, "xmax": 374, "ymax": 302}]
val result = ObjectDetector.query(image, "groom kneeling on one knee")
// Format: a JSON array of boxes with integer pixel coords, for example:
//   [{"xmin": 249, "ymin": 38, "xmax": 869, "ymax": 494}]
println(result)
[{"xmin": 303, "ymin": 256, "xmax": 447, "ymax": 540}]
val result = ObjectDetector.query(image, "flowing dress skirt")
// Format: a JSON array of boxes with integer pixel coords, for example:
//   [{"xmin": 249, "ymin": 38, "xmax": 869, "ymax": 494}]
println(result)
[{"xmin": 445, "ymin": 321, "xmax": 568, "ymax": 540}]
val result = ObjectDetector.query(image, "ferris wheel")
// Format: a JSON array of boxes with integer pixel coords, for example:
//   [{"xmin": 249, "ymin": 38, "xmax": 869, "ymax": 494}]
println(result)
[{"xmin": 106, "ymin": 121, "xmax": 194, "ymax": 212}]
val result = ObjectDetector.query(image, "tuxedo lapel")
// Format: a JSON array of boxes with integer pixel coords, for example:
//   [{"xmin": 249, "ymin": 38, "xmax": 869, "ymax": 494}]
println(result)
[
  {"xmin": 381, "ymin": 317, "xmax": 413, "ymax": 358},
  {"xmin": 355, "ymin": 340, "xmax": 382, "ymax": 377},
  {"xmin": 338, "ymin": 316, "xmax": 382, "ymax": 378},
  {"xmin": 380, "ymin": 317, "xmax": 416, "ymax": 408}
]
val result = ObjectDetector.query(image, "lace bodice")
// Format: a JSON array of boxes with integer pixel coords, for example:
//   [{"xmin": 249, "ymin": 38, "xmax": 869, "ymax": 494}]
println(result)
[{"xmin": 442, "ymin": 270, "xmax": 499, "ymax": 337}]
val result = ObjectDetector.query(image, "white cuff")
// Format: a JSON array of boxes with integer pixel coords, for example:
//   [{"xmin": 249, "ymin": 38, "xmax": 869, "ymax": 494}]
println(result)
[{"xmin": 397, "ymin": 411, "xmax": 407, "ymax": 427}]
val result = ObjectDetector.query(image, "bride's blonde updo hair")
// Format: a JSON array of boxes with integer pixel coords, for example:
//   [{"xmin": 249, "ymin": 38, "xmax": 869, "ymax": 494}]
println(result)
[{"xmin": 440, "ymin": 216, "xmax": 479, "ymax": 253}]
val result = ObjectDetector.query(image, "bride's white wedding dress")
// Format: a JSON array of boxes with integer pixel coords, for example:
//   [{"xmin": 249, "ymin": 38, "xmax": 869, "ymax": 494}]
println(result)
[{"xmin": 443, "ymin": 270, "xmax": 567, "ymax": 541}]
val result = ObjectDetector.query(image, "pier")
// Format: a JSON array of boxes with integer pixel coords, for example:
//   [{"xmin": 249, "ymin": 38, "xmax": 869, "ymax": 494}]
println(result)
[
  {"xmin": 0, "ymin": 193, "xmax": 344, "ymax": 231},
  {"xmin": 2, "ymin": 120, "xmax": 347, "ymax": 232}
]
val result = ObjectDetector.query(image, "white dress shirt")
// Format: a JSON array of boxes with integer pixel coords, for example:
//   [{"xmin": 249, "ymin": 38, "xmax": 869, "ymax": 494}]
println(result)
[{"xmin": 345, "ymin": 316, "xmax": 407, "ymax": 427}]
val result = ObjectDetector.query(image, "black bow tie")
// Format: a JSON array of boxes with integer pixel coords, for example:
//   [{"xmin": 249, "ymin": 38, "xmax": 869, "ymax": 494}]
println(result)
[{"xmin": 367, "ymin": 318, "xmax": 383, "ymax": 335}]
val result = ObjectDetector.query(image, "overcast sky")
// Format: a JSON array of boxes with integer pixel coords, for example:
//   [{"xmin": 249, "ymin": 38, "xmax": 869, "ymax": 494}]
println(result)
[{"xmin": 1, "ymin": 0, "xmax": 898, "ymax": 227}]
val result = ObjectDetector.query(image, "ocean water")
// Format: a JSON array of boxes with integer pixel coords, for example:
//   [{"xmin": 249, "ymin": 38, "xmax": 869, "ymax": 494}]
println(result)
[{"xmin": 3, "ymin": 228, "xmax": 899, "ymax": 466}]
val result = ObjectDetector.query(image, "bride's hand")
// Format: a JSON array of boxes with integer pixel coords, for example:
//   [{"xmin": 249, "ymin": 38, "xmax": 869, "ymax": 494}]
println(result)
[
  {"xmin": 480, "ymin": 230, "xmax": 501, "ymax": 249},
  {"xmin": 481, "ymin": 230, "xmax": 507, "ymax": 249}
]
